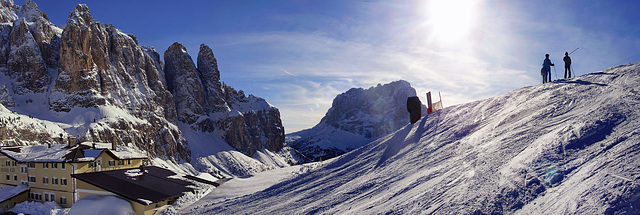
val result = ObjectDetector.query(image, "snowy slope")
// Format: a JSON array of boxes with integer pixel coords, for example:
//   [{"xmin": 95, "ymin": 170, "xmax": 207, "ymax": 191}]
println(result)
[{"xmin": 182, "ymin": 63, "xmax": 640, "ymax": 214}]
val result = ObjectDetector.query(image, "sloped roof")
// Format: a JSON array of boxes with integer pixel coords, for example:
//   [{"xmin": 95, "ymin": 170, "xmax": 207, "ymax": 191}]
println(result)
[
  {"xmin": 0, "ymin": 142, "xmax": 147, "ymax": 163},
  {"xmin": 71, "ymin": 166, "xmax": 193, "ymax": 205},
  {"xmin": 0, "ymin": 184, "xmax": 29, "ymax": 203}
]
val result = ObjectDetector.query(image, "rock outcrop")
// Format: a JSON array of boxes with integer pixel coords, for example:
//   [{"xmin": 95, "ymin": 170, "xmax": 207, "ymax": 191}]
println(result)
[{"xmin": 164, "ymin": 43, "xmax": 285, "ymax": 156}]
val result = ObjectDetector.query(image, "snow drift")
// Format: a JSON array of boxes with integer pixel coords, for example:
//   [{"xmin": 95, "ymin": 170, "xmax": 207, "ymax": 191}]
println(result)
[{"xmin": 184, "ymin": 63, "xmax": 640, "ymax": 214}]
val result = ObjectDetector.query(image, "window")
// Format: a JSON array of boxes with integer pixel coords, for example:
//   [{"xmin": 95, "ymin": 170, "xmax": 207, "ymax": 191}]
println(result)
[
  {"xmin": 127, "ymin": 160, "xmax": 131, "ymax": 165},
  {"xmin": 61, "ymin": 178, "xmax": 67, "ymax": 186},
  {"xmin": 27, "ymin": 162, "xmax": 35, "ymax": 168},
  {"xmin": 20, "ymin": 166, "xmax": 27, "ymax": 173},
  {"xmin": 13, "ymin": 174, "xmax": 16, "ymax": 181},
  {"xmin": 108, "ymin": 160, "xmax": 115, "ymax": 167},
  {"xmin": 118, "ymin": 160, "xmax": 124, "ymax": 165},
  {"xmin": 43, "ymin": 163, "xmax": 48, "ymax": 169},
  {"xmin": 5, "ymin": 160, "xmax": 10, "ymax": 166},
  {"xmin": 52, "ymin": 163, "xmax": 58, "ymax": 169},
  {"xmin": 61, "ymin": 163, "xmax": 65, "ymax": 169},
  {"xmin": 44, "ymin": 193, "xmax": 49, "ymax": 202},
  {"xmin": 89, "ymin": 162, "xmax": 93, "ymax": 168},
  {"xmin": 5, "ymin": 174, "xmax": 9, "ymax": 180},
  {"xmin": 43, "ymin": 177, "xmax": 49, "ymax": 184},
  {"xmin": 12, "ymin": 161, "xmax": 16, "ymax": 166},
  {"xmin": 50, "ymin": 193, "xmax": 55, "ymax": 202},
  {"xmin": 52, "ymin": 177, "xmax": 58, "ymax": 185},
  {"xmin": 28, "ymin": 175, "xmax": 36, "ymax": 183},
  {"xmin": 60, "ymin": 196, "xmax": 67, "ymax": 205},
  {"xmin": 30, "ymin": 193, "xmax": 42, "ymax": 200}
]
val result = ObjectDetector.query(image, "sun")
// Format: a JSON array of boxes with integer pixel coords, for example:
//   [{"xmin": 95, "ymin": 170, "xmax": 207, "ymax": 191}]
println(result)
[{"xmin": 428, "ymin": 0, "xmax": 478, "ymax": 43}]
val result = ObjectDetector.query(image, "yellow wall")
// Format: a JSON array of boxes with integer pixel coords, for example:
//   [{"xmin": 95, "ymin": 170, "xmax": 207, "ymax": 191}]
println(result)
[
  {"xmin": 28, "ymin": 162, "xmax": 74, "ymax": 192},
  {"xmin": 28, "ymin": 187, "xmax": 73, "ymax": 207},
  {"xmin": 75, "ymin": 152, "xmax": 142, "ymax": 174},
  {"xmin": 0, "ymin": 156, "xmax": 20, "ymax": 186}
]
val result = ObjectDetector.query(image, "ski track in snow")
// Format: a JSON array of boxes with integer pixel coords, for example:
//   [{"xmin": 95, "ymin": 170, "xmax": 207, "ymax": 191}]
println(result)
[{"xmin": 180, "ymin": 63, "xmax": 640, "ymax": 214}]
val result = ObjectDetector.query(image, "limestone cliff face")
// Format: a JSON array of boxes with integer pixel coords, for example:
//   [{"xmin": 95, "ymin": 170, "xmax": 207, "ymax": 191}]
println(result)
[
  {"xmin": 164, "ymin": 42, "xmax": 206, "ymax": 125},
  {"xmin": 7, "ymin": 18, "xmax": 49, "ymax": 94},
  {"xmin": 0, "ymin": 0, "xmax": 56, "ymax": 95},
  {"xmin": 164, "ymin": 43, "xmax": 285, "ymax": 156},
  {"xmin": 46, "ymin": 4, "xmax": 188, "ymax": 161},
  {"xmin": 197, "ymin": 44, "xmax": 227, "ymax": 112},
  {"xmin": 0, "ymin": 1, "xmax": 285, "ymax": 164}
]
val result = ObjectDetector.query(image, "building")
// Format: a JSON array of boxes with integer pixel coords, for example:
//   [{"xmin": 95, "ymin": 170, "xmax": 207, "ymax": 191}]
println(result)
[
  {"xmin": 0, "ymin": 140, "xmax": 147, "ymax": 211},
  {"xmin": 0, "ymin": 184, "xmax": 28, "ymax": 212},
  {"xmin": 72, "ymin": 166, "xmax": 194, "ymax": 215}
]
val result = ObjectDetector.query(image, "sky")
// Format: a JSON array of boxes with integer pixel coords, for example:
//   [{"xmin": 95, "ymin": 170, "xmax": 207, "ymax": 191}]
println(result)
[{"xmin": 17, "ymin": 0, "xmax": 640, "ymax": 133}]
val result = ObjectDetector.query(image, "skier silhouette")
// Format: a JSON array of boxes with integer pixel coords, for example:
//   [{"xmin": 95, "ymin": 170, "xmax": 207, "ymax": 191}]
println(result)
[
  {"xmin": 563, "ymin": 52, "xmax": 572, "ymax": 79},
  {"xmin": 542, "ymin": 54, "xmax": 554, "ymax": 83}
]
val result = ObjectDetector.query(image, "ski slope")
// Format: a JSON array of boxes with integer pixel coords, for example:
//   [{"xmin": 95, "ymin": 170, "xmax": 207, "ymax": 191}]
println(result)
[{"xmin": 181, "ymin": 63, "xmax": 640, "ymax": 214}]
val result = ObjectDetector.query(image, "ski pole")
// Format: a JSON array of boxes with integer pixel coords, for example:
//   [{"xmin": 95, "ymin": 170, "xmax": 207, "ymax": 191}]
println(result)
[
  {"xmin": 568, "ymin": 47, "xmax": 579, "ymax": 55},
  {"xmin": 553, "ymin": 65, "xmax": 558, "ymax": 80},
  {"xmin": 571, "ymin": 64, "xmax": 575, "ymax": 78}
]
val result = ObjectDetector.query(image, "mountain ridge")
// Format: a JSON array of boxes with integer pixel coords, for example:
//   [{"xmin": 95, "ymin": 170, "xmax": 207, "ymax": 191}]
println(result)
[{"xmin": 0, "ymin": 1, "xmax": 286, "ymax": 177}]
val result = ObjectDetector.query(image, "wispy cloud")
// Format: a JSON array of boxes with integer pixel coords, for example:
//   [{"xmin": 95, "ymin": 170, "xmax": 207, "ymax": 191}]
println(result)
[{"xmin": 143, "ymin": 0, "xmax": 640, "ymax": 133}]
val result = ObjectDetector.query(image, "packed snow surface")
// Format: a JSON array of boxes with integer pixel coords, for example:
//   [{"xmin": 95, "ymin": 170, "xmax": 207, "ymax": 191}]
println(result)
[
  {"xmin": 181, "ymin": 63, "xmax": 640, "ymax": 214},
  {"xmin": 67, "ymin": 195, "xmax": 135, "ymax": 215}
]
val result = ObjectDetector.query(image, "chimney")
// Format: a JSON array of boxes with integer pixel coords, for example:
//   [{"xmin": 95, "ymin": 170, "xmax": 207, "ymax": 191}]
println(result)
[
  {"xmin": 111, "ymin": 137, "xmax": 117, "ymax": 151},
  {"xmin": 68, "ymin": 137, "xmax": 76, "ymax": 148}
]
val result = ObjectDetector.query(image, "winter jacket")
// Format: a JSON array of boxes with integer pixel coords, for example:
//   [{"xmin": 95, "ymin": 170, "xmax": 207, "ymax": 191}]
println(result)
[
  {"xmin": 563, "ymin": 56, "xmax": 571, "ymax": 67},
  {"xmin": 543, "ymin": 58, "xmax": 553, "ymax": 72}
]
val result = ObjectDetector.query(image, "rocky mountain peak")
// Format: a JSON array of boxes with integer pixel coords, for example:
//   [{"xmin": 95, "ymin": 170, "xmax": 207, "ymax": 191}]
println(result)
[
  {"xmin": 288, "ymin": 80, "xmax": 426, "ymax": 162},
  {"xmin": 163, "ymin": 42, "xmax": 285, "ymax": 156},
  {"xmin": 322, "ymin": 80, "xmax": 423, "ymax": 138},
  {"xmin": 197, "ymin": 43, "xmax": 226, "ymax": 112},
  {"xmin": 164, "ymin": 42, "xmax": 205, "ymax": 124},
  {"xmin": 18, "ymin": 0, "xmax": 47, "ymax": 22},
  {"xmin": 68, "ymin": 4, "xmax": 91, "ymax": 25}
]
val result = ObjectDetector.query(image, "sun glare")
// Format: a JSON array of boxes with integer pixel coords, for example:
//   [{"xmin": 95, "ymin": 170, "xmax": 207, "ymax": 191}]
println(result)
[{"xmin": 428, "ymin": 0, "xmax": 478, "ymax": 43}]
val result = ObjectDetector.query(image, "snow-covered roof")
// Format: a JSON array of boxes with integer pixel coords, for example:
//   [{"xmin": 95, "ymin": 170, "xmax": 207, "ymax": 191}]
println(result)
[
  {"xmin": 72, "ymin": 166, "xmax": 193, "ymax": 205},
  {"xmin": 0, "ymin": 142, "xmax": 147, "ymax": 163},
  {"xmin": 0, "ymin": 184, "xmax": 29, "ymax": 203}
]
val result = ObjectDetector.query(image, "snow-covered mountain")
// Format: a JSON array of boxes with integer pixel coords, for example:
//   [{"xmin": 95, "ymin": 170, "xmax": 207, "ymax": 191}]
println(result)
[
  {"xmin": 287, "ymin": 80, "xmax": 427, "ymax": 162},
  {"xmin": 184, "ymin": 63, "xmax": 640, "ymax": 214},
  {"xmin": 0, "ymin": 1, "xmax": 288, "ymax": 178}
]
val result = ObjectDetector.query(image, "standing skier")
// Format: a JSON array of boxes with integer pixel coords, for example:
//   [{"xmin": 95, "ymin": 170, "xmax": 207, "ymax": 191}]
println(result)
[
  {"xmin": 563, "ymin": 52, "xmax": 572, "ymax": 79},
  {"xmin": 542, "ymin": 54, "xmax": 554, "ymax": 83}
]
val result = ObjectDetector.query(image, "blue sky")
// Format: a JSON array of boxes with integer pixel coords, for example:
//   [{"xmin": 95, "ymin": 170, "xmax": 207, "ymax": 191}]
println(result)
[{"xmin": 21, "ymin": 0, "xmax": 640, "ymax": 133}]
